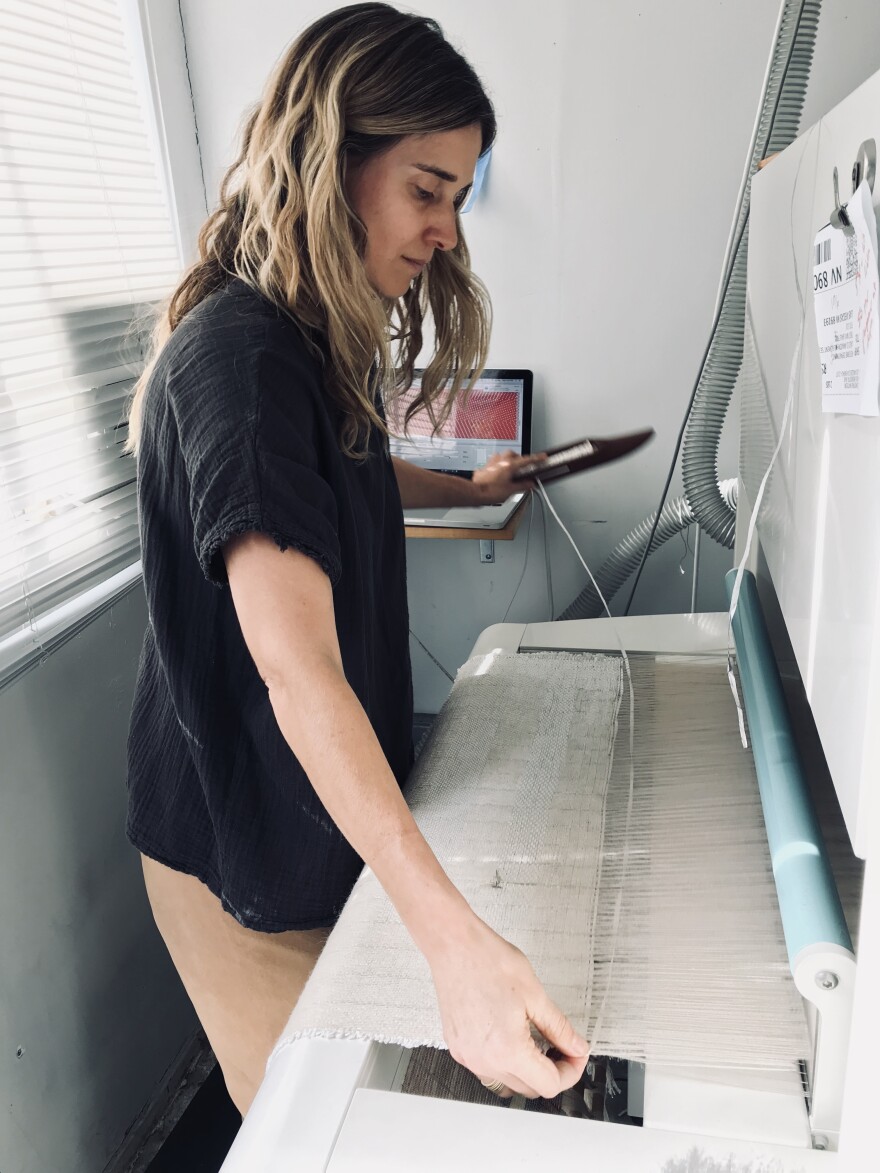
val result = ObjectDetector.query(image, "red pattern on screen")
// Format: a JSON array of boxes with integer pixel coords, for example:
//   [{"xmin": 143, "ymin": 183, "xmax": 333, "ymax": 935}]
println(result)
[{"xmin": 387, "ymin": 386, "xmax": 519, "ymax": 441}]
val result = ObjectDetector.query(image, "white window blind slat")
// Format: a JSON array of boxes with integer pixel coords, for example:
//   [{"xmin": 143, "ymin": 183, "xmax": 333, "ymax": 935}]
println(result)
[
  {"xmin": 0, "ymin": 91, "xmax": 147, "ymax": 136},
  {"xmin": 3, "ymin": 11, "xmax": 127, "ymax": 49},
  {"xmin": 0, "ymin": 225, "xmax": 171, "ymax": 248},
  {"xmin": 0, "ymin": 80, "xmax": 142, "ymax": 123},
  {"xmin": 0, "ymin": 488, "xmax": 137, "ymax": 580},
  {"xmin": 0, "ymin": 171, "xmax": 164, "ymax": 196},
  {"xmin": 0, "ymin": 0, "xmax": 182, "ymax": 657},
  {"xmin": 0, "ymin": 332, "xmax": 143, "ymax": 380},
  {"xmin": 4, "ymin": 135, "xmax": 158, "ymax": 169},
  {"xmin": 5, "ymin": 1, "xmax": 125, "ymax": 36},
  {"xmin": 3, "ymin": 443, "xmax": 133, "ymax": 504},
  {"xmin": 0, "ymin": 303, "xmax": 152, "ymax": 342},
  {"xmin": 1, "ymin": 378, "xmax": 134, "ymax": 423},
  {"xmin": 1, "ymin": 389, "xmax": 130, "ymax": 428},
  {"xmin": 2, "ymin": 386, "xmax": 133, "ymax": 448},
  {"xmin": 2, "ymin": 32, "xmax": 134, "ymax": 80},
  {"xmin": 1, "ymin": 484, "xmax": 137, "ymax": 576},
  {"xmin": 1, "ymin": 289, "xmax": 165, "ymax": 325},
  {"xmin": 2, "ymin": 118, "xmax": 150, "ymax": 153},
  {"xmin": 2, "ymin": 458, "xmax": 133, "ymax": 522},
  {"xmin": 4, "ymin": 360, "xmax": 135, "ymax": 394},
  {"xmin": 0, "ymin": 276, "xmax": 177, "ymax": 306},
  {"xmin": 1, "ymin": 60, "xmax": 141, "ymax": 106},
  {"xmin": 1, "ymin": 480, "xmax": 139, "ymax": 562},
  {"xmin": 0, "ymin": 198, "xmax": 173, "ymax": 220},
  {"xmin": 4, "ymin": 410, "xmax": 130, "ymax": 461},
  {"xmin": 2, "ymin": 261, "xmax": 179, "ymax": 295},
  {"xmin": 1, "ymin": 479, "xmax": 138, "ymax": 568}
]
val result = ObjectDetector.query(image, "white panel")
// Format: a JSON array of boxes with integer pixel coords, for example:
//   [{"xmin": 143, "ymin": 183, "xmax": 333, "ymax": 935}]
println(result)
[
  {"xmin": 220, "ymin": 1039, "xmax": 401, "ymax": 1173},
  {"xmin": 644, "ymin": 1065, "xmax": 810, "ymax": 1149},
  {"xmin": 327, "ymin": 1089, "xmax": 833, "ymax": 1171},
  {"xmin": 746, "ymin": 68, "xmax": 880, "ymax": 857},
  {"xmin": 520, "ymin": 611, "xmax": 730, "ymax": 654}
]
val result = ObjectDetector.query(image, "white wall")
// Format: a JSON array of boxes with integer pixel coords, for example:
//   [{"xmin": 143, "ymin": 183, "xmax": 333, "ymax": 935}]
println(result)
[
  {"xmin": 175, "ymin": 0, "xmax": 880, "ymax": 711},
  {"xmin": 0, "ymin": 589, "xmax": 198, "ymax": 1173}
]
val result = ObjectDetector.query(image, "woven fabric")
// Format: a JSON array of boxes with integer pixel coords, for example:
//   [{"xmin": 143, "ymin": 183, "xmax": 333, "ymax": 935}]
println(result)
[
  {"xmin": 275, "ymin": 650, "xmax": 811, "ymax": 1073},
  {"xmin": 279, "ymin": 650, "xmax": 623, "ymax": 1049}
]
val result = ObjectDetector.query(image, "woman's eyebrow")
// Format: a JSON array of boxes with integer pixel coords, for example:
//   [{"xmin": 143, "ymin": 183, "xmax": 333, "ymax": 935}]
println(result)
[{"xmin": 414, "ymin": 162, "xmax": 458, "ymax": 183}]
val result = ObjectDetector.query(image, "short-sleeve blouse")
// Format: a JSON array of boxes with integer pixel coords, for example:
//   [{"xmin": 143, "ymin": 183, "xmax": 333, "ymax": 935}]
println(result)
[{"xmin": 126, "ymin": 279, "xmax": 413, "ymax": 931}]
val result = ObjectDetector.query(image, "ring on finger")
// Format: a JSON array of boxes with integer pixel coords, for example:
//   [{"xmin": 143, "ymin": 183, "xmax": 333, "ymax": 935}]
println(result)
[{"xmin": 479, "ymin": 1076, "xmax": 507, "ymax": 1095}]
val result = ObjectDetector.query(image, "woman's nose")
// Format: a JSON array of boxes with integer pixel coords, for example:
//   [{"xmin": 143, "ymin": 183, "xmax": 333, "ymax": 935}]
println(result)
[{"xmin": 427, "ymin": 205, "xmax": 458, "ymax": 253}]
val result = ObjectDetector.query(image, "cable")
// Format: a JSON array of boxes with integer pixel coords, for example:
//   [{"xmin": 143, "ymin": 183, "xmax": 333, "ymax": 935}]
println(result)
[
  {"xmin": 535, "ymin": 493, "xmax": 555, "ymax": 619},
  {"xmin": 536, "ymin": 481, "xmax": 635, "ymax": 1045},
  {"xmin": 409, "ymin": 627, "xmax": 454, "ymax": 682},
  {"xmin": 620, "ymin": 0, "xmax": 815, "ymax": 617},
  {"xmin": 677, "ymin": 524, "xmax": 692, "ymax": 576},
  {"xmin": 501, "ymin": 495, "xmax": 535, "ymax": 623}
]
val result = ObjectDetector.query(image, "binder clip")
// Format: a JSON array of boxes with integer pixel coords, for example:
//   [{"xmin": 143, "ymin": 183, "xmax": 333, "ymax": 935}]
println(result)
[{"xmin": 830, "ymin": 138, "xmax": 876, "ymax": 238}]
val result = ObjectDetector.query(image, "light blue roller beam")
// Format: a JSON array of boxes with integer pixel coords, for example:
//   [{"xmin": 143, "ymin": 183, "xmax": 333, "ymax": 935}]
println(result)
[{"xmin": 725, "ymin": 569, "xmax": 852, "ymax": 968}]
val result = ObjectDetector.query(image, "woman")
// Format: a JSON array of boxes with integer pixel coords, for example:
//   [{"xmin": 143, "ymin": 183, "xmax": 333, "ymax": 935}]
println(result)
[{"xmin": 126, "ymin": 2, "xmax": 589, "ymax": 1115}]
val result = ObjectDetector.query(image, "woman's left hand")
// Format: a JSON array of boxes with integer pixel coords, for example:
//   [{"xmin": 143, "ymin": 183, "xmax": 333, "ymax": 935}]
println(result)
[{"xmin": 472, "ymin": 449, "xmax": 546, "ymax": 505}]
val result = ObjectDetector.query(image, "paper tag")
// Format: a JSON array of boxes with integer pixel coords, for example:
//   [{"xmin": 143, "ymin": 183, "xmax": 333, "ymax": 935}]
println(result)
[{"xmin": 812, "ymin": 179, "xmax": 879, "ymax": 416}]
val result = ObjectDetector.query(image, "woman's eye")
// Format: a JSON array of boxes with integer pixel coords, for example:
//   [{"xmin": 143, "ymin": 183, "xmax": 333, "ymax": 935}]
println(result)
[{"xmin": 414, "ymin": 186, "xmax": 436, "ymax": 202}]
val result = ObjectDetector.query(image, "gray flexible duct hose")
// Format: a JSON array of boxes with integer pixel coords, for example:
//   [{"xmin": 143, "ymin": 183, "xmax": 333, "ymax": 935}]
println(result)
[
  {"xmin": 560, "ymin": 0, "xmax": 821, "ymax": 620},
  {"xmin": 681, "ymin": 0, "xmax": 821, "ymax": 548},
  {"xmin": 556, "ymin": 480, "xmax": 738, "ymax": 621}
]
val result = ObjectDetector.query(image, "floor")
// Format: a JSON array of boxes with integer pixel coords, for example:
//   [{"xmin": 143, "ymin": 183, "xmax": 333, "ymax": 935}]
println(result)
[{"xmin": 140, "ymin": 1063, "xmax": 240, "ymax": 1172}]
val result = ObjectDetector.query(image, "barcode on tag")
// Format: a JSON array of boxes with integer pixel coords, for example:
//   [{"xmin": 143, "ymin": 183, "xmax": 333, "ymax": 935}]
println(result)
[{"xmin": 815, "ymin": 239, "xmax": 832, "ymax": 265}]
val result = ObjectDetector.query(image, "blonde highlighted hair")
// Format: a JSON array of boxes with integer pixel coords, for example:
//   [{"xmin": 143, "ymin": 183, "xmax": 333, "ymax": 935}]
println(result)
[{"xmin": 127, "ymin": 2, "xmax": 496, "ymax": 456}]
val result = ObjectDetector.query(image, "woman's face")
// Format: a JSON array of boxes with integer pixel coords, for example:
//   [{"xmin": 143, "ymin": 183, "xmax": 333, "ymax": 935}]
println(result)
[{"xmin": 345, "ymin": 125, "xmax": 483, "ymax": 298}]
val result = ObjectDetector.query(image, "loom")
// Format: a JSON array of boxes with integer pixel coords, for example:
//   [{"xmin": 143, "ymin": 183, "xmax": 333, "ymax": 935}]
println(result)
[{"xmin": 219, "ymin": 67, "xmax": 880, "ymax": 1173}]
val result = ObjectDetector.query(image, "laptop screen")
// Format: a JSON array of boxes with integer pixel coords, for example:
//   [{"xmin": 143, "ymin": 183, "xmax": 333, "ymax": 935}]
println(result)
[{"xmin": 386, "ymin": 369, "xmax": 533, "ymax": 473}]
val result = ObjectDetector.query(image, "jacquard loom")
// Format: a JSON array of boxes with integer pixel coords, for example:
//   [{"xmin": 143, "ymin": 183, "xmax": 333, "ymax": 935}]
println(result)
[{"xmin": 220, "ymin": 70, "xmax": 880, "ymax": 1172}]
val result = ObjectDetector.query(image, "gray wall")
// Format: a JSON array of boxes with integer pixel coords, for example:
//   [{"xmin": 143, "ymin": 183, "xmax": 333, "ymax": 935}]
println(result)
[{"xmin": 0, "ymin": 586, "xmax": 197, "ymax": 1173}]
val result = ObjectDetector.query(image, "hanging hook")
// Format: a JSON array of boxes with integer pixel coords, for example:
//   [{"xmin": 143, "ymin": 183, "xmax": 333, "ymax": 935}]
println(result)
[{"xmin": 830, "ymin": 166, "xmax": 855, "ymax": 237}]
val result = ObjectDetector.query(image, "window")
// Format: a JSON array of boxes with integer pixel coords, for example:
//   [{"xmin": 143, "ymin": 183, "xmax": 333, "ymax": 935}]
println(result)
[{"xmin": 0, "ymin": 0, "xmax": 182, "ymax": 678}]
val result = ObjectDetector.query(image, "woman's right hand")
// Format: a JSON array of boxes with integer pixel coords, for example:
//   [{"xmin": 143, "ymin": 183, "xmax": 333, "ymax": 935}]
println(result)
[{"xmin": 428, "ymin": 914, "xmax": 591, "ymax": 1098}]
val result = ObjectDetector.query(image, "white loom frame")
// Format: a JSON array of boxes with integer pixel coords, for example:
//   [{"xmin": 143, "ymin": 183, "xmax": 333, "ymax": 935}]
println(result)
[
  {"xmin": 218, "ymin": 63, "xmax": 880, "ymax": 1173},
  {"xmin": 792, "ymin": 944, "xmax": 857, "ymax": 1149}
]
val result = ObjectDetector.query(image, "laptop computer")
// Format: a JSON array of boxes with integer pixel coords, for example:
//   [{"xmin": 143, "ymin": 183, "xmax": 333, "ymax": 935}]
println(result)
[{"xmin": 387, "ymin": 369, "xmax": 533, "ymax": 530}]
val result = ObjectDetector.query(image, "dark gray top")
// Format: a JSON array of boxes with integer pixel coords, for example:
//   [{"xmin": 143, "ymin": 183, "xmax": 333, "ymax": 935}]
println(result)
[{"xmin": 127, "ymin": 279, "xmax": 413, "ymax": 931}]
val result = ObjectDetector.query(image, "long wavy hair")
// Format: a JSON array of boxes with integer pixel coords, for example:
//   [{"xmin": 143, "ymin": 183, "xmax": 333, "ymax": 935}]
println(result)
[{"xmin": 127, "ymin": 2, "xmax": 496, "ymax": 456}]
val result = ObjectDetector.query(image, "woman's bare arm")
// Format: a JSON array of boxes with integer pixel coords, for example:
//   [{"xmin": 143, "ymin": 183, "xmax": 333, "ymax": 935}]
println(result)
[{"xmin": 224, "ymin": 532, "xmax": 589, "ymax": 1097}]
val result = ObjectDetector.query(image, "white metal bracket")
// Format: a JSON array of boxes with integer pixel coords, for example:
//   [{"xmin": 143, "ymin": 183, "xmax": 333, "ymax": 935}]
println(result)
[{"xmin": 792, "ymin": 942, "xmax": 857, "ymax": 1151}]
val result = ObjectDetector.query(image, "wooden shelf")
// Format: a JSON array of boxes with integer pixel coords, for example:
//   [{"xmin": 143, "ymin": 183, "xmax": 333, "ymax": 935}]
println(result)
[{"xmin": 404, "ymin": 497, "xmax": 529, "ymax": 541}]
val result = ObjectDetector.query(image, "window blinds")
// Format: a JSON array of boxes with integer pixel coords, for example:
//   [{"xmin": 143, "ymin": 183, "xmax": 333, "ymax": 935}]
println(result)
[{"xmin": 0, "ymin": 0, "xmax": 182, "ymax": 645}]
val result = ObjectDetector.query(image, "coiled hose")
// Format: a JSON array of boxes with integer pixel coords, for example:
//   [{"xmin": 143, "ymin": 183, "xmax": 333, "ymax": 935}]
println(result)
[
  {"xmin": 559, "ymin": 0, "xmax": 821, "ymax": 620},
  {"xmin": 557, "ymin": 481, "xmax": 738, "ymax": 621}
]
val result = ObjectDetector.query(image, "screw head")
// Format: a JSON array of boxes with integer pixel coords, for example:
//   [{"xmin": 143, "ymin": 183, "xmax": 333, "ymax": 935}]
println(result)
[{"xmin": 815, "ymin": 970, "xmax": 839, "ymax": 991}]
